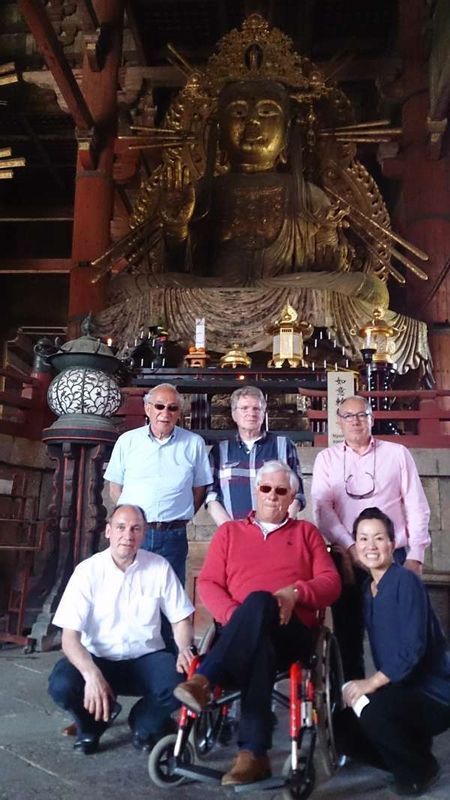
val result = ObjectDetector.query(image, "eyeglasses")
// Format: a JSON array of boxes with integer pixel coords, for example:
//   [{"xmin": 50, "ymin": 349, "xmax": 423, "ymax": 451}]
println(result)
[
  {"xmin": 148, "ymin": 402, "xmax": 180, "ymax": 413},
  {"xmin": 345, "ymin": 473, "xmax": 375, "ymax": 499},
  {"xmin": 338, "ymin": 410, "xmax": 371, "ymax": 421},
  {"xmin": 258, "ymin": 484, "xmax": 289, "ymax": 496},
  {"xmin": 344, "ymin": 443, "xmax": 376, "ymax": 499},
  {"xmin": 235, "ymin": 405, "xmax": 265, "ymax": 413}
]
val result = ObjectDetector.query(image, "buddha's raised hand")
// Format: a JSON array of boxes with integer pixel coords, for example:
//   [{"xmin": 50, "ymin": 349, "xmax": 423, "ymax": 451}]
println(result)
[{"xmin": 159, "ymin": 159, "xmax": 196, "ymax": 239}]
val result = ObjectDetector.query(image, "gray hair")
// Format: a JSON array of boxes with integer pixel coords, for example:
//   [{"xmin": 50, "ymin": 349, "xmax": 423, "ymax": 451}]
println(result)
[
  {"xmin": 143, "ymin": 383, "xmax": 184, "ymax": 409},
  {"xmin": 337, "ymin": 395, "xmax": 372, "ymax": 416},
  {"xmin": 255, "ymin": 460, "xmax": 299, "ymax": 493},
  {"xmin": 230, "ymin": 385, "xmax": 266, "ymax": 412},
  {"xmin": 108, "ymin": 504, "xmax": 147, "ymax": 525}
]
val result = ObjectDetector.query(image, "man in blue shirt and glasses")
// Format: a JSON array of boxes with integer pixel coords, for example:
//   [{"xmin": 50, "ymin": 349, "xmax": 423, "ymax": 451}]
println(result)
[{"xmin": 105, "ymin": 383, "xmax": 212, "ymax": 586}]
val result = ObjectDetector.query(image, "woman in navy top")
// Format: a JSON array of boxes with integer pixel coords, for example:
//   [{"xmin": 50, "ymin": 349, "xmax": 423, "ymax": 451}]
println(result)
[{"xmin": 340, "ymin": 507, "xmax": 450, "ymax": 797}]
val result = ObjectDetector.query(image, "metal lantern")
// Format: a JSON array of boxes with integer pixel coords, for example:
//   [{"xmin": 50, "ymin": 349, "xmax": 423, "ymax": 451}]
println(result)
[
  {"xmin": 356, "ymin": 308, "xmax": 399, "ymax": 364},
  {"xmin": 48, "ymin": 368, "xmax": 121, "ymax": 417},
  {"xmin": 45, "ymin": 315, "xmax": 123, "ymax": 435},
  {"xmin": 267, "ymin": 303, "xmax": 313, "ymax": 368}
]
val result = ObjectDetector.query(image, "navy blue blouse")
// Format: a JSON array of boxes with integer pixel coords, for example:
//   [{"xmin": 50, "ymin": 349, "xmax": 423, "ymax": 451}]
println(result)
[{"xmin": 364, "ymin": 563, "xmax": 450, "ymax": 705}]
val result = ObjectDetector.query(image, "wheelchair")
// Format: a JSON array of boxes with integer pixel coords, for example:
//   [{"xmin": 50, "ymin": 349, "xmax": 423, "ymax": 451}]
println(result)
[{"xmin": 148, "ymin": 619, "xmax": 344, "ymax": 798}]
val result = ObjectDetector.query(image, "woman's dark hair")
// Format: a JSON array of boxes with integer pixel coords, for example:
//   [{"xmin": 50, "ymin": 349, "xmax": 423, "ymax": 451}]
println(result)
[{"xmin": 352, "ymin": 507, "xmax": 395, "ymax": 543}]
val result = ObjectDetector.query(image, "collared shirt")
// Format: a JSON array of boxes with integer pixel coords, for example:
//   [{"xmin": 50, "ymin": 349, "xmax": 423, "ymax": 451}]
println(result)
[
  {"xmin": 104, "ymin": 424, "xmax": 212, "ymax": 522},
  {"xmin": 311, "ymin": 438, "xmax": 430, "ymax": 562},
  {"xmin": 205, "ymin": 431, "xmax": 305, "ymax": 518},
  {"xmin": 52, "ymin": 548, "xmax": 194, "ymax": 660},
  {"xmin": 253, "ymin": 515, "xmax": 290, "ymax": 540}
]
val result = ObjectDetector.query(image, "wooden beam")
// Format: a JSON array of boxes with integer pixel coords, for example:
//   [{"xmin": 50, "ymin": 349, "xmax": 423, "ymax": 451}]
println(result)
[
  {"xmin": 0, "ymin": 206, "xmax": 73, "ymax": 221},
  {"xmin": 77, "ymin": 0, "xmax": 99, "ymax": 33},
  {"xmin": 124, "ymin": 0, "xmax": 147, "ymax": 65},
  {"xmin": 0, "ymin": 258, "xmax": 72, "ymax": 273},
  {"xmin": 18, "ymin": 0, "xmax": 94, "ymax": 133}
]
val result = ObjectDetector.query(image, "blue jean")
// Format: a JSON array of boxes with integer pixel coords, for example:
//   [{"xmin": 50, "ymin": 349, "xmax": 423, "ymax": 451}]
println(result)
[
  {"xmin": 48, "ymin": 650, "xmax": 181, "ymax": 739},
  {"xmin": 142, "ymin": 525, "xmax": 188, "ymax": 586}
]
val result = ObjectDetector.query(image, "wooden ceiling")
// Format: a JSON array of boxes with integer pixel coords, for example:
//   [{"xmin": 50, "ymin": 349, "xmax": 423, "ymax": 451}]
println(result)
[{"xmin": 0, "ymin": 0, "xmax": 447, "ymax": 332}]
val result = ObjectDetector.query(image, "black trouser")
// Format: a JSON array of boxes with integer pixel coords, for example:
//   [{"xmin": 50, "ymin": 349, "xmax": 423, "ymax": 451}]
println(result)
[
  {"xmin": 332, "ymin": 547, "xmax": 406, "ymax": 681},
  {"xmin": 334, "ymin": 685, "xmax": 450, "ymax": 785},
  {"xmin": 197, "ymin": 591, "xmax": 312, "ymax": 756}
]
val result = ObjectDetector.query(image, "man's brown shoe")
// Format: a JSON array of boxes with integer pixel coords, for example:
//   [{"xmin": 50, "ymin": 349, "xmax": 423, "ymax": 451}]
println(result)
[
  {"xmin": 173, "ymin": 674, "xmax": 211, "ymax": 714},
  {"xmin": 221, "ymin": 750, "xmax": 271, "ymax": 786}
]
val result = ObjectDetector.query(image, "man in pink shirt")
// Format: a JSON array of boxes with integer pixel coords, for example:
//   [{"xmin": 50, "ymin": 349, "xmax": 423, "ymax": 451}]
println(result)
[
  {"xmin": 311, "ymin": 395, "xmax": 430, "ymax": 680},
  {"xmin": 174, "ymin": 460, "xmax": 340, "ymax": 786}
]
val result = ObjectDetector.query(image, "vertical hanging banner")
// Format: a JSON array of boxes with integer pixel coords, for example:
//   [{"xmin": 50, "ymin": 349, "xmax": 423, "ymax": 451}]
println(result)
[
  {"xmin": 195, "ymin": 318, "xmax": 205, "ymax": 348},
  {"xmin": 327, "ymin": 372, "xmax": 355, "ymax": 446}
]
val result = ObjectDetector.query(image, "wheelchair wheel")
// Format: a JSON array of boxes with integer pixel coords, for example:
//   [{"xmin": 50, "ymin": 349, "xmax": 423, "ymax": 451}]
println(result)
[
  {"xmin": 281, "ymin": 754, "xmax": 315, "ymax": 800},
  {"xmin": 148, "ymin": 733, "xmax": 195, "ymax": 788},
  {"xmin": 313, "ymin": 627, "xmax": 344, "ymax": 778}
]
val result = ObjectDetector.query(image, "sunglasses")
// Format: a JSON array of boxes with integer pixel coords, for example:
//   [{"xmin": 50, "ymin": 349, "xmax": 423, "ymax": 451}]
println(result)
[
  {"xmin": 148, "ymin": 402, "xmax": 180, "ymax": 412},
  {"xmin": 258, "ymin": 484, "xmax": 289, "ymax": 496}
]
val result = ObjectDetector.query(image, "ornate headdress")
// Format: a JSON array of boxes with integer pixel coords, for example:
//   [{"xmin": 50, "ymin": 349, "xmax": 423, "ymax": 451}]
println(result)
[{"xmin": 203, "ymin": 14, "xmax": 328, "ymax": 101}]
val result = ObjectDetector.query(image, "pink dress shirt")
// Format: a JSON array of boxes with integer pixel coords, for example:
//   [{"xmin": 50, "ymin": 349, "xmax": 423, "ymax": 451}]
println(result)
[{"xmin": 311, "ymin": 438, "xmax": 430, "ymax": 562}]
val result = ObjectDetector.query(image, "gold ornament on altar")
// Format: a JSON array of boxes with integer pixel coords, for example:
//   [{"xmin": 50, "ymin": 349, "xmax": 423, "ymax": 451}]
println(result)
[
  {"xmin": 353, "ymin": 308, "xmax": 402, "ymax": 364},
  {"xmin": 184, "ymin": 345, "xmax": 210, "ymax": 368},
  {"xmin": 219, "ymin": 344, "xmax": 252, "ymax": 369},
  {"xmin": 267, "ymin": 303, "xmax": 313, "ymax": 368}
]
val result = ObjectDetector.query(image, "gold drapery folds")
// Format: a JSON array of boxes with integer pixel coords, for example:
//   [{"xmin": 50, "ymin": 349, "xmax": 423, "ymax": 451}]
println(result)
[{"xmin": 95, "ymin": 279, "xmax": 431, "ymax": 379}]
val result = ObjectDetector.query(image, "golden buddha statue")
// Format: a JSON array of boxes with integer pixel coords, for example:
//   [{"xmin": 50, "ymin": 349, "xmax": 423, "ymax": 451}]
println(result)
[
  {"xmin": 94, "ymin": 15, "xmax": 431, "ymax": 377},
  {"xmin": 156, "ymin": 78, "xmax": 351, "ymax": 284}
]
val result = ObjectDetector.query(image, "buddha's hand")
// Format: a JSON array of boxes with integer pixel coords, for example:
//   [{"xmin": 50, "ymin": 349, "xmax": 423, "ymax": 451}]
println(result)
[{"xmin": 159, "ymin": 159, "xmax": 195, "ymax": 239}]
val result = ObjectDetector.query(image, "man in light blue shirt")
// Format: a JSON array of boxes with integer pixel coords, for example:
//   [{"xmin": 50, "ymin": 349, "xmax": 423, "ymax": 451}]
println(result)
[{"xmin": 105, "ymin": 383, "xmax": 212, "ymax": 585}]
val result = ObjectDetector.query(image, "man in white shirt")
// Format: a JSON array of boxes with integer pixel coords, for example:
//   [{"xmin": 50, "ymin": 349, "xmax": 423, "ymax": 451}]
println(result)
[{"xmin": 48, "ymin": 505, "xmax": 195, "ymax": 755}]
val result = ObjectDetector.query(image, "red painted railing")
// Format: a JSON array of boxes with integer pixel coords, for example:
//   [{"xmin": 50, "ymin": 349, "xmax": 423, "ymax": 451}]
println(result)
[
  {"xmin": 299, "ymin": 388, "xmax": 450, "ymax": 447},
  {"xmin": 3, "ymin": 371, "xmax": 450, "ymax": 448},
  {"xmin": 115, "ymin": 385, "xmax": 450, "ymax": 448},
  {"xmin": 0, "ymin": 365, "xmax": 52, "ymax": 440}
]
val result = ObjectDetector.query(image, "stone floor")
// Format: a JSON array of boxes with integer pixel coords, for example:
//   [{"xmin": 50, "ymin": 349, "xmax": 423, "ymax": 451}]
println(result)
[{"xmin": 1, "ymin": 645, "xmax": 450, "ymax": 800}]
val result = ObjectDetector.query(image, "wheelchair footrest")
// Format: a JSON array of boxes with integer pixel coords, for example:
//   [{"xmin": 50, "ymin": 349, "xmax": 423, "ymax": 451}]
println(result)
[
  {"xmin": 173, "ymin": 763, "xmax": 223, "ymax": 784},
  {"xmin": 233, "ymin": 776, "xmax": 287, "ymax": 793}
]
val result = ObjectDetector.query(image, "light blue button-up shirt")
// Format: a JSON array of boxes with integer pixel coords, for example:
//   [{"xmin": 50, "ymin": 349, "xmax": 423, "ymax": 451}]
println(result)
[{"xmin": 104, "ymin": 425, "xmax": 212, "ymax": 522}]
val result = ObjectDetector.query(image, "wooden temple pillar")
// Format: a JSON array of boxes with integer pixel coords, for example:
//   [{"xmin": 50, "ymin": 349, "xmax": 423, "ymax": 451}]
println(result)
[
  {"xmin": 15, "ymin": 2, "xmax": 124, "ymax": 649},
  {"xmin": 31, "ymin": 429, "xmax": 117, "ymax": 651},
  {"xmin": 384, "ymin": 0, "xmax": 450, "ymax": 389},
  {"xmin": 68, "ymin": 0, "xmax": 125, "ymax": 336}
]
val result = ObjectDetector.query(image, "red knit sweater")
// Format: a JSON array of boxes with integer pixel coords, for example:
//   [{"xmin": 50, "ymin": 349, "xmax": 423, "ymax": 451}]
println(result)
[{"xmin": 198, "ymin": 515, "xmax": 341, "ymax": 628}]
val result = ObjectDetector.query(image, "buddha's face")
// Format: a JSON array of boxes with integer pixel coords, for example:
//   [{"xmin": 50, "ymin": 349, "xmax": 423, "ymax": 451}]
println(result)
[{"xmin": 218, "ymin": 81, "xmax": 288, "ymax": 173}]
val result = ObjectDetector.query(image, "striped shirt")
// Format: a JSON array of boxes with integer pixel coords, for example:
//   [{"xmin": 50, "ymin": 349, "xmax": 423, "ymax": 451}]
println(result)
[{"xmin": 206, "ymin": 431, "xmax": 305, "ymax": 519}]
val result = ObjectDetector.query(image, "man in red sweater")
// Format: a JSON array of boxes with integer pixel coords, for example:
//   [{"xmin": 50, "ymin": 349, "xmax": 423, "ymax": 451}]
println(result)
[{"xmin": 174, "ymin": 460, "xmax": 340, "ymax": 786}]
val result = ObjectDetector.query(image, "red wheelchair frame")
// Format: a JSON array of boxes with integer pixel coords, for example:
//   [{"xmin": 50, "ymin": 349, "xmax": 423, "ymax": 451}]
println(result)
[{"xmin": 148, "ymin": 625, "xmax": 343, "ymax": 798}]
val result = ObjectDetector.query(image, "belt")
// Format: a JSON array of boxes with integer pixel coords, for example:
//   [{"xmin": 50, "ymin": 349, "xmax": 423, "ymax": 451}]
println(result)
[{"xmin": 147, "ymin": 519, "xmax": 189, "ymax": 531}]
